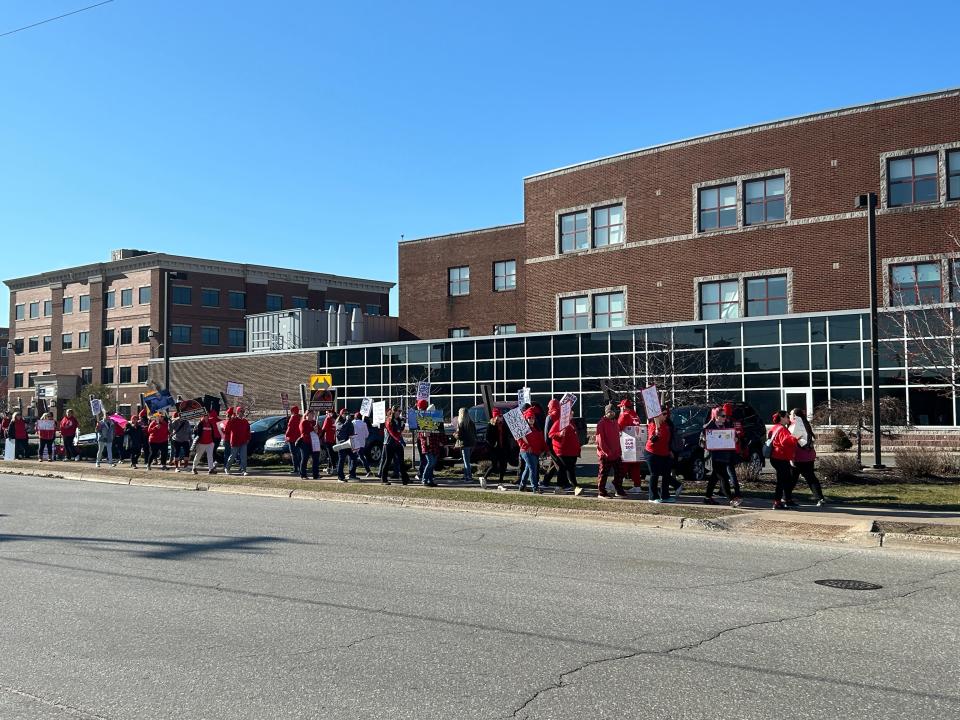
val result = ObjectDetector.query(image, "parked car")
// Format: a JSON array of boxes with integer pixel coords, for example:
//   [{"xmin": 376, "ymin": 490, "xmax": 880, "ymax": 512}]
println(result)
[
  {"xmin": 261, "ymin": 424, "xmax": 385, "ymax": 467},
  {"xmin": 247, "ymin": 415, "xmax": 291, "ymax": 455}
]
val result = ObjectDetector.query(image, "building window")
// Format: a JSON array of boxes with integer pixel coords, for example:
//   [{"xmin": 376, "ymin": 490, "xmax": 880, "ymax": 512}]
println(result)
[
  {"xmin": 698, "ymin": 184, "xmax": 737, "ymax": 232},
  {"xmin": 888, "ymin": 154, "xmax": 938, "ymax": 207},
  {"xmin": 13, "ymin": 373, "xmax": 23, "ymax": 389},
  {"xmin": 201, "ymin": 327, "xmax": 220, "ymax": 345},
  {"xmin": 42, "ymin": 336, "xmax": 51, "ymax": 352},
  {"xmin": 228, "ymin": 291, "xmax": 246, "ymax": 310},
  {"xmin": 0, "ymin": 366, "xmax": 6, "ymax": 378},
  {"xmin": 172, "ymin": 286, "xmax": 192, "ymax": 305},
  {"xmin": 948, "ymin": 150, "xmax": 960, "ymax": 201},
  {"xmin": 102, "ymin": 367, "xmax": 114, "ymax": 384},
  {"xmin": 700, "ymin": 280, "xmax": 740, "ymax": 320},
  {"xmin": 121, "ymin": 289, "xmax": 133, "ymax": 307},
  {"xmin": 592, "ymin": 292, "xmax": 625, "ymax": 328},
  {"xmin": 494, "ymin": 324, "xmax": 517, "ymax": 335},
  {"xmin": 137, "ymin": 366, "xmax": 149, "ymax": 383},
  {"xmin": 325, "ymin": 301, "xmax": 338, "ymax": 312},
  {"xmin": 29, "ymin": 302, "xmax": 39, "ymax": 319},
  {"xmin": 448, "ymin": 328, "xmax": 470, "ymax": 338},
  {"xmin": 449, "ymin": 266, "xmax": 470, "ymax": 296},
  {"xmin": 365, "ymin": 304, "xmax": 380, "ymax": 315},
  {"xmin": 28, "ymin": 372, "xmax": 37, "ymax": 387},
  {"xmin": 201, "ymin": 288, "xmax": 220, "ymax": 307},
  {"xmin": 560, "ymin": 210, "xmax": 589, "ymax": 253},
  {"xmin": 139, "ymin": 286, "xmax": 151, "ymax": 304},
  {"xmin": 744, "ymin": 176, "xmax": 786, "ymax": 225},
  {"xmin": 138, "ymin": 325, "xmax": 151, "ymax": 343},
  {"xmin": 105, "ymin": 291, "xmax": 116, "ymax": 309},
  {"xmin": 43, "ymin": 300, "xmax": 53, "ymax": 317},
  {"xmin": 171, "ymin": 325, "xmax": 191, "ymax": 344},
  {"xmin": 746, "ymin": 275, "xmax": 788, "ymax": 316},
  {"xmin": 79, "ymin": 294, "xmax": 90, "ymax": 312},
  {"xmin": 891, "ymin": 262, "xmax": 941, "ymax": 305},
  {"xmin": 28, "ymin": 337, "xmax": 38, "ymax": 353},
  {"xmin": 62, "ymin": 333, "xmax": 73, "ymax": 350},
  {"xmin": 119, "ymin": 366, "xmax": 132, "ymax": 384},
  {"xmin": 120, "ymin": 327, "xmax": 133, "ymax": 345},
  {"xmin": 104, "ymin": 329, "xmax": 116, "ymax": 346},
  {"xmin": 15, "ymin": 304, "xmax": 24, "ymax": 320},
  {"xmin": 592, "ymin": 204, "xmax": 624, "ymax": 247},
  {"xmin": 493, "ymin": 260, "xmax": 517, "ymax": 291},
  {"xmin": 560, "ymin": 296, "xmax": 590, "ymax": 330},
  {"xmin": 62, "ymin": 297, "xmax": 73, "ymax": 314},
  {"xmin": 228, "ymin": 328, "xmax": 246, "ymax": 347},
  {"xmin": 80, "ymin": 368, "xmax": 93, "ymax": 386},
  {"xmin": 266, "ymin": 294, "xmax": 283, "ymax": 312},
  {"xmin": 13, "ymin": 338, "xmax": 23, "ymax": 354},
  {"xmin": 292, "ymin": 296, "xmax": 308, "ymax": 309},
  {"xmin": 78, "ymin": 332, "xmax": 89, "ymax": 349}
]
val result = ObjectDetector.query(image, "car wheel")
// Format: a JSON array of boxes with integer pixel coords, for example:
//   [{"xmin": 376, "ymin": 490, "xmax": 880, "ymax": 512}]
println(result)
[
  {"xmin": 689, "ymin": 456, "xmax": 706, "ymax": 483},
  {"xmin": 748, "ymin": 451, "xmax": 763, "ymax": 476},
  {"xmin": 368, "ymin": 443, "xmax": 383, "ymax": 464}
]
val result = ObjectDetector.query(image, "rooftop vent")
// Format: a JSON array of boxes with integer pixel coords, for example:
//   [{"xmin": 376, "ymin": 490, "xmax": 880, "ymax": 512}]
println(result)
[{"xmin": 110, "ymin": 249, "xmax": 154, "ymax": 261}]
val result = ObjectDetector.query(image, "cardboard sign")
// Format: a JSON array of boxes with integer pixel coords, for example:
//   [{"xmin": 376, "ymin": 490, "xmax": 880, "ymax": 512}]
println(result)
[
  {"xmin": 176, "ymin": 398, "xmax": 207, "ymax": 423},
  {"xmin": 143, "ymin": 390, "xmax": 175, "ymax": 414},
  {"xmin": 503, "ymin": 407, "xmax": 530, "ymax": 442},
  {"xmin": 226, "ymin": 381, "xmax": 244, "ymax": 398},
  {"xmin": 4, "ymin": 439, "xmax": 15, "ymax": 461},
  {"xmin": 372, "ymin": 401, "xmax": 386, "ymax": 426},
  {"xmin": 705, "ymin": 428, "xmax": 737, "ymax": 451},
  {"xmin": 559, "ymin": 392, "xmax": 578, "ymax": 408},
  {"xmin": 89, "ymin": 398, "xmax": 103, "ymax": 417},
  {"xmin": 416, "ymin": 381, "xmax": 431, "ymax": 403},
  {"xmin": 641, "ymin": 385, "xmax": 662, "ymax": 419},
  {"xmin": 620, "ymin": 434, "xmax": 638, "ymax": 463},
  {"xmin": 359, "ymin": 397, "xmax": 373, "ymax": 418},
  {"xmin": 309, "ymin": 388, "xmax": 337, "ymax": 414},
  {"xmin": 621, "ymin": 424, "xmax": 648, "ymax": 446},
  {"xmin": 36, "ymin": 419, "xmax": 56, "ymax": 432},
  {"xmin": 407, "ymin": 409, "xmax": 443, "ymax": 432},
  {"xmin": 517, "ymin": 387, "xmax": 531, "ymax": 407},
  {"xmin": 280, "ymin": 392, "xmax": 290, "ymax": 415},
  {"xmin": 559, "ymin": 400, "xmax": 572, "ymax": 431}
]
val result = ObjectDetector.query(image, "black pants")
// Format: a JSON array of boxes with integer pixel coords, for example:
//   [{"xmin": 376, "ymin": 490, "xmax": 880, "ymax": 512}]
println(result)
[
  {"xmin": 296, "ymin": 439, "xmax": 318, "ymax": 478},
  {"xmin": 148, "ymin": 443, "xmax": 168, "ymax": 467},
  {"xmin": 15, "ymin": 438, "xmax": 28, "ymax": 458},
  {"xmin": 791, "ymin": 461, "xmax": 824, "ymax": 501},
  {"xmin": 771, "ymin": 458, "xmax": 793, "ymax": 503},
  {"xmin": 648, "ymin": 453, "xmax": 673, "ymax": 500},
  {"xmin": 380, "ymin": 443, "xmax": 408, "ymax": 483},
  {"xmin": 542, "ymin": 448, "xmax": 562, "ymax": 485},
  {"xmin": 64, "ymin": 435, "xmax": 77, "ymax": 459},
  {"xmin": 39, "ymin": 438, "xmax": 54, "ymax": 460},
  {"xmin": 557, "ymin": 455, "xmax": 578, "ymax": 489},
  {"xmin": 706, "ymin": 461, "xmax": 741, "ymax": 499},
  {"xmin": 484, "ymin": 450, "xmax": 508, "ymax": 482},
  {"xmin": 128, "ymin": 446, "xmax": 143, "ymax": 466}
]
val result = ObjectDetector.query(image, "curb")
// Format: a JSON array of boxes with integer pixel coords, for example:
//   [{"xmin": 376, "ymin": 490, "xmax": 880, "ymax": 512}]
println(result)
[{"xmin": 880, "ymin": 531, "xmax": 960, "ymax": 552}]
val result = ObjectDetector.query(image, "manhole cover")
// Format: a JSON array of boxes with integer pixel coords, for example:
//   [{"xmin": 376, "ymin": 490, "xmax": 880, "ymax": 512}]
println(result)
[{"xmin": 814, "ymin": 579, "xmax": 882, "ymax": 591}]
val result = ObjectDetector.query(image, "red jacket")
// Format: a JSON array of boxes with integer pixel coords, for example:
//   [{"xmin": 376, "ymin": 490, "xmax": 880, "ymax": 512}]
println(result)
[
  {"xmin": 299, "ymin": 418, "xmax": 316, "ymax": 444},
  {"xmin": 59, "ymin": 416, "xmax": 79, "ymax": 437},
  {"xmin": 548, "ymin": 416, "xmax": 580, "ymax": 457},
  {"xmin": 645, "ymin": 419, "xmax": 671, "ymax": 457},
  {"xmin": 11, "ymin": 418, "xmax": 27, "ymax": 440},
  {"xmin": 38, "ymin": 421, "xmax": 56, "ymax": 441},
  {"xmin": 769, "ymin": 424, "xmax": 797, "ymax": 461},
  {"xmin": 147, "ymin": 420, "xmax": 169, "ymax": 444},
  {"xmin": 284, "ymin": 412, "xmax": 302, "ymax": 443},
  {"xmin": 225, "ymin": 417, "xmax": 251, "ymax": 446},
  {"xmin": 595, "ymin": 416, "xmax": 622, "ymax": 460},
  {"xmin": 321, "ymin": 415, "xmax": 336, "ymax": 443},
  {"xmin": 518, "ymin": 427, "xmax": 545, "ymax": 455},
  {"xmin": 196, "ymin": 417, "xmax": 218, "ymax": 445}
]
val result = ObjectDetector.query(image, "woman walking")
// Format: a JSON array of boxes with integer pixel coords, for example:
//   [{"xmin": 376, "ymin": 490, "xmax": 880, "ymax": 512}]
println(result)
[
  {"xmin": 595, "ymin": 403, "xmax": 627, "ymax": 498},
  {"xmin": 60, "ymin": 409, "xmax": 80, "ymax": 461},
  {"xmin": 124, "ymin": 415, "xmax": 147, "ymax": 469},
  {"xmin": 225, "ymin": 406, "xmax": 252, "ymax": 477},
  {"xmin": 789, "ymin": 408, "xmax": 825, "ymax": 507},
  {"xmin": 517, "ymin": 407, "xmax": 545, "ymax": 493},
  {"xmin": 191, "ymin": 411, "xmax": 220, "ymax": 475},
  {"xmin": 170, "ymin": 411, "xmax": 192, "ymax": 472},
  {"xmin": 37, "ymin": 412, "xmax": 56, "ymax": 462},
  {"xmin": 146, "ymin": 414, "xmax": 170, "ymax": 470},
  {"xmin": 453, "ymin": 407, "xmax": 477, "ymax": 483},
  {"xmin": 480, "ymin": 408, "xmax": 509, "ymax": 488},
  {"xmin": 645, "ymin": 411, "xmax": 673, "ymax": 502},
  {"xmin": 768, "ymin": 410, "xmax": 798, "ymax": 510},
  {"xmin": 379, "ymin": 406, "xmax": 409, "ymax": 485},
  {"xmin": 548, "ymin": 399, "xmax": 583, "ymax": 495},
  {"xmin": 95, "ymin": 412, "xmax": 116, "ymax": 467},
  {"xmin": 700, "ymin": 405, "xmax": 743, "ymax": 507}
]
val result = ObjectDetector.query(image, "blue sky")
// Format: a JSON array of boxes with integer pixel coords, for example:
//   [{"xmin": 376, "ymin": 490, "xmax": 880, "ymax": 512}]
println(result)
[{"xmin": 1, "ymin": 0, "xmax": 958, "ymax": 320}]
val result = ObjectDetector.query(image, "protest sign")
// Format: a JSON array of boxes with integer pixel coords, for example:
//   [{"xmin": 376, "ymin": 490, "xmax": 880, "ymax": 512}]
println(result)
[
  {"xmin": 37, "ymin": 419, "xmax": 56, "ymax": 432},
  {"xmin": 620, "ymin": 433, "xmax": 638, "ymax": 463},
  {"xmin": 517, "ymin": 387, "xmax": 531, "ymax": 407},
  {"xmin": 407, "ymin": 409, "xmax": 443, "ymax": 432},
  {"xmin": 309, "ymin": 388, "xmax": 337, "ymax": 414},
  {"xmin": 359, "ymin": 397, "xmax": 373, "ymax": 418},
  {"xmin": 503, "ymin": 408, "xmax": 530, "ymax": 441},
  {"xmin": 372, "ymin": 401, "xmax": 386, "ymax": 426},
  {"xmin": 89, "ymin": 397, "xmax": 103, "ymax": 417},
  {"xmin": 225, "ymin": 381, "xmax": 244, "ymax": 398},
  {"xmin": 143, "ymin": 390, "xmax": 175, "ymax": 414},
  {"xmin": 559, "ymin": 400, "xmax": 572, "ymax": 431},
  {"xmin": 280, "ymin": 392, "xmax": 290, "ymax": 415},
  {"xmin": 705, "ymin": 428, "xmax": 737, "ymax": 451},
  {"xmin": 176, "ymin": 398, "xmax": 207, "ymax": 423},
  {"xmin": 559, "ymin": 392, "xmax": 578, "ymax": 407},
  {"xmin": 416, "ymin": 381, "xmax": 431, "ymax": 403},
  {"xmin": 641, "ymin": 385, "xmax": 662, "ymax": 419},
  {"xmin": 4, "ymin": 439, "xmax": 15, "ymax": 461}
]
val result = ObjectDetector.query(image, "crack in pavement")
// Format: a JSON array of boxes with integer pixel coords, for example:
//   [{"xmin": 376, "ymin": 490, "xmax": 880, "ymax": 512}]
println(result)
[{"xmin": 0, "ymin": 683, "xmax": 111, "ymax": 719}]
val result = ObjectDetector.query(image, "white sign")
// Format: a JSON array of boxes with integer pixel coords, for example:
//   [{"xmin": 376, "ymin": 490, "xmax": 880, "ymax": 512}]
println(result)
[
  {"xmin": 641, "ymin": 385, "xmax": 661, "ymax": 419},
  {"xmin": 226, "ymin": 381, "xmax": 244, "ymax": 398},
  {"xmin": 89, "ymin": 398, "xmax": 103, "ymax": 417},
  {"xmin": 503, "ymin": 408, "xmax": 530, "ymax": 442},
  {"xmin": 4, "ymin": 439, "xmax": 15, "ymax": 461},
  {"xmin": 621, "ymin": 424, "xmax": 648, "ymax": 446},
  {"xmin": 620, "ymin": 433, "xmax": 638, "ymax": 463},
  {"xmin": 37, "ymin": 419, "xmax": 56, "ymax": 432},
  {"xmin": 705, "ymin": 428, "xmax": 737, "ymax": 451},
  {"xmin": 559, "ymin": 400, "xmax": 572, "ymax": 431},
  {"xmin": 372, "ymin": 401, "xmax": 386, "ymax": 426},
  {"xmin": 359, "ymin": 397, "xmax": 373, "ymax": 418},
  {"xmin": 559, "ymin": 392, "xmax": 578, "ymax": 408},
  {"xmin": 416, "ymin": 381, "xmax": 431, "ymax": 403},
  {"xmin": 517, "ymin": 387, "xmax": 531, "ymax": 407}
]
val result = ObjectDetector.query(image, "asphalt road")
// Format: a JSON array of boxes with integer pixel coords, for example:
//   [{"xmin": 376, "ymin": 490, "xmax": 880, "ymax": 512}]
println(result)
[{"xmin": 0, "ymin": 474, "xmax": 957, "ymax": 720}]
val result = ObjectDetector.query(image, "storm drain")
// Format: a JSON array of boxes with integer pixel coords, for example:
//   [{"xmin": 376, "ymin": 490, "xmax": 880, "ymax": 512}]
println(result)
[{"xmin": 814, "ymin": 579, "xmax": 883, "ymax": 591}]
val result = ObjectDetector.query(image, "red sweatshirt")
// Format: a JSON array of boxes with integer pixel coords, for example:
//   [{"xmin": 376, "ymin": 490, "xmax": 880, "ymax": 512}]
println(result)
[
  {"xmin": 518, "ymin": 427, "xmax": 545, "ymax": 455},
  {"xmin": 548, "ymin": 418, "xmax": 581, "ymax": 457},
  {"xmin": 321, "ymin": 415, "xmax": 336, "ymax": 443},
  {"xmin": 284, "ymin": 411, "xmax": 302, "ymax": 443},
  {"xmin": 769, "ymin": 424, "xmax": 798, "ymax": 461},
  {"xmin": 59, "ymin": 416, "xmax": 79, "ymax": 437},
  {"xmin": 225, "ymin": 417, "xmax": 251, "ymax": 446},
  {"xmin": 595, "ymin": 416, "xmax": 622, "ymax": 460},
  {"xmin": 38, "ymin": 422, "xmax": 56, "ymax": 441},
  {"xmin": 645, "ymin": 419, "xmax": 671, "ymax": 457},
  {"xmin": 147, "ymin": 420, "xmax": 169, "ymax": 444},
  {"xmin": 299, "ymin": 418, "xmax": 316, "ymax": 444}
]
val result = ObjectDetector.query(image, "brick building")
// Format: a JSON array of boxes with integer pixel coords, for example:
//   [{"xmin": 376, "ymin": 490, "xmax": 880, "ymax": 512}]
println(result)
[
  {"xmin": 6, "ymin": 250, "xmax": 392, "ymax": 415},
  {"xmin": 0, "ymin": 327, "xmax": 8, "ymax": 403}
]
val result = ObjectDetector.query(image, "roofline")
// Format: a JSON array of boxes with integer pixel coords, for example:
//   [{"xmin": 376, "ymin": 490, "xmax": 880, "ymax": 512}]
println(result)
[
  {"xmin": 524, "ymin": 86, "xmax": 960, "ymax": 183},
  {"xmin": 399, "ymin": 222, "xmax": 524, "ymax": 246}
]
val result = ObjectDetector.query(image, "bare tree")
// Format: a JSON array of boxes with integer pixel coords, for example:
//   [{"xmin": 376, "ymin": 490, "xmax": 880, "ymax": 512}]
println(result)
[
  {"xmin": 605, "ymin": 338, "xmax": 707, "ymax": 412},
  {"xmin": 815, "ymin": 396, "xmax": 907, "ymax": 466}
]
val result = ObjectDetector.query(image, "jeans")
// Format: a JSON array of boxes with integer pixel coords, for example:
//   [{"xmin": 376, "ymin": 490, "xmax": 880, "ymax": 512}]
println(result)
[
  {"xmin": 352, "ymin": 447, "xmax": 371, "ymax": 477},
  {"xmin": 96, "ymin": 441, "xmax": 113, "ymax": 465},
  {"xmin": 647, "ymin": 453, "xmax": 672, "ymax": 500},
  {"xmin": 706, "ymin": 460, "xmax": 740, "ymax": 499},
  {"xmin": 287, "ymin": 441, "xmax": 301, "ymax": 473},
  {"xmin": 519, "ymin": 450, "xmax": 540, "ymax": 490},
  {"xmin": 64, "ymin": 435, "xmax": 77, "ymax": 459},
  {"xmin": 336, "ymin": 448, "xmax": 355, "ymax": 479},
  {"xmin": 226, "ymin": 443, "xmax": 248, "ymax": 473},
  {"xmin": 461, "ymin": 447, "xmax": 473, "ymax": 481},
  {"xmin": 421, "ymin": 452, "xmax": 437, "ymax": 483}
]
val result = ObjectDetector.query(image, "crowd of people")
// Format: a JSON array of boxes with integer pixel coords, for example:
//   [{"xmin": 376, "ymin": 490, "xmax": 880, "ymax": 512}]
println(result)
[{"xmin": 0, "ymin": 395, "xmax": 827, "ymax": 510}]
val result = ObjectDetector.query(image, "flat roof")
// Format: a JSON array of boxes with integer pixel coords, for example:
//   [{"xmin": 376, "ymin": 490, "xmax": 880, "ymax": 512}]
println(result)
[{"xmin": 399, "ymin": 222, "xmax": 524, "ymax": 246}]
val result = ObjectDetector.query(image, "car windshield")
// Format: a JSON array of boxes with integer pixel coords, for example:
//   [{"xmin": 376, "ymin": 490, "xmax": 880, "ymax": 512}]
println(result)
[
  {"xmin": 468, "ymin": 407, "xmax": 488, "ymax": 424},
  {"xmin": 670, "ymin": 406, "xmax": 711, "ymax": 432},
  {"xmin": 250, "ymin": 417, "xmax": 281, "ymax": 432}
]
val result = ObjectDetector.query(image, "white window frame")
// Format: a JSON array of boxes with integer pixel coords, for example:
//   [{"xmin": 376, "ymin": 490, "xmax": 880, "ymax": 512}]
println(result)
[
  {"xmin": 493, "ymin": 260, "xmax": 517, "ymax": 292},
  {"xmin": 692, "ymin": 169, "xmax": 791, "ymax": 235},
  {"xmin": 556, "ymin": 285, "xmax": 628, "ymax": 331},
  {"xmin": 693, "ymin": 268, "xmax": 794, "ymax": 320},
  {"xmin": 448, "ymin": 266, "xmax": 470, "ymax": 296},
  {"xmin": 879, "ymin": 142, "xmax": 960, "ymax": 210},
  {"xmin": 555, "ymin": 198, "xmax": 627, "ymax": 255}
]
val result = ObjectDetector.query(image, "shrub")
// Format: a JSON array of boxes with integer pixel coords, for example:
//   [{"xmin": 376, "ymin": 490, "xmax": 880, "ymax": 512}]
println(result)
[
  {"xmin": 817, "ymin": 455, "xmax": 861, "ymax": 483},
  {"xmin": 830, "ymin": 427, "xmax": 853, "ymax": 452},
  {"xmin": 894, "ymin": 447, "xmax": 951, "ymax": 481}
]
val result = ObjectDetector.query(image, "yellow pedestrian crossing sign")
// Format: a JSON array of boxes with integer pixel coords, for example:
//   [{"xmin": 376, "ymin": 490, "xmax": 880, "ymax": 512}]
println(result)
[{"xmin": 309, "ymin": 374, "xmax": 333, "ymax": 391}]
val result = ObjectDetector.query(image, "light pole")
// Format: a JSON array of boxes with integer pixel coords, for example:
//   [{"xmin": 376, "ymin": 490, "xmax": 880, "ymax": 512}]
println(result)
[
  {"xmin": 162, "ymin": 271, "xmax": 188, "ymax": 393},
  {"xmin": 855, "ymin": 192, "xmax": 884, "ymax": 469}
]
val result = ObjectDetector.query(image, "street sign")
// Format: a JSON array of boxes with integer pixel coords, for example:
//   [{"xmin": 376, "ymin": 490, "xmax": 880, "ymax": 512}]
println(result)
[
  {"xmin": 309, "ymin": 388, "xmax": 337, "ymax": 414},
  {"xmin": 309, "ymin": 374, "xmax": 333, "ymax": 391}
]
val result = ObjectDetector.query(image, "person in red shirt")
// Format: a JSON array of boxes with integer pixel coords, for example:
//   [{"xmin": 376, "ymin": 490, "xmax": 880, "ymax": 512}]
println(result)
[
  {"xmin": 37, "ymin": 412, "xmax": 57, "ymax": 462},
  {"xmin": 595, "ymin": 403, "xmax": 627, "ymax": 498},
  {"xmin": 284, "ymin": 406, "xmax": 303, "ymax": 475},
  {"xmin": 320, "ymin": 409, "xmax": 337, "ymax": 474},
  {"xmin": 146, "ymin": 414, "xmax": 170, "ymax": 470},
  {"xmin": 59, "ymin": 409, "xmax": 80, "ymax": 461},
  {"xmin": 548, "ymin": 399, "xmax": 583, "ymax": 495},
  {"xmin": 645, "ymin": 407, "xmax": 673, "ymax": 503},
  {"xmin": 479, "ymin": 407, "xmax": 510, "ymax": 487},
  {"xmin": 617, "ymin": 398, "xmax": 644, "ymax": 494},
  {"xmin": 191, "ymin": 411, "xmax": 220, "ymax": 475},
  {"xmin": 297, "ymin": 410, "xmax": 319, "ymax": 479},
  {"xmin": 224, "ymin": 406, "xmax": 252, "ymax": 476},
  {"xmin": 9, "ymin": 412, "xmax": 28, "ymax": 459},
  {"xmin": 768, "ymin": 410, "xmax": 798, "ymax": 510},
  {"xmin": 517, "ymin": 407, "xmax": 545, "ymax": 493}
]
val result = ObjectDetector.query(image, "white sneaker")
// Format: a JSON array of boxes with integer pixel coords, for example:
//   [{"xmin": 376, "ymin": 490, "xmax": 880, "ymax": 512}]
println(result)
[
  {"xmin": 479, "ymin": 477, "xmax": 487, "ymax": 489},
  {"xmin": 242, "ymin": 471, "xmax": 249, "ymax": 476},
  {"xmin": 627, "ymin": 486, "xmax": 644, "ymax": 494},
  {"xmin": 573, "ymin": 487, "xmax": 584, "ymax": 496}
]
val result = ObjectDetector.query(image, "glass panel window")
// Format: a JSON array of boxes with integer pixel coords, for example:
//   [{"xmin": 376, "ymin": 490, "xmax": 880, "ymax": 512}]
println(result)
[
  {"xmin": 105, "ymin": 291, "xmax": 116, "ymax": 309},
  {"xmin": 698, "ymin": 184, "xmax": 737, "ymax": 231},
  {"xmin": 201, "ymin": 327, "xmax": 220, "ymax": 345},
  {"xmin": 79, "ymin": 294, "xmax": 90, "ymax": 312},
  {"xmin": 700, "ymin": 280, "xmax": 740, "ymax": 320},
  {"xmin": 138, "ymin": 325, "xmax": 151, "ymax": 343},
  {"xmin": 949, "ymin": 150, "xmax": 960, "ymax": 201},
  {"xmin": 448, "ymin": 266, "xmax": 470, "ymax": 296},
  {"xmin": 78, "ymin": 332, "xmax": 89, "ymax": 349},
  {"xmin": 228, "ymin": 328, "xmax": 246, "ymax": 347},
  {"xmin": 266, "ymin": 294, "xmax": 283, "ymax": 311},
  {"xmin": 62, "ymin": 333, "xmax": 73, "ymax": 350},
  {"xmin": 891, "ymin": 262, "xmax": 941, "ymax": 305},
  {"xmin": 103, "ymin": 329, "xmax": 115, "ymax": 346},
  {"xmin": 593, "ymin": 292, "xmax": 625, "ymax": 329},
  {"xmin": 62, "ymin": 297, "xmax": 73, "ymax": 314},
  {"xmin": 172, "ymin": 286, "xmax": 192, "ymax": 305},
  {"xmin": 102, "ymin": 367, "xmax": 114, "ymax": 385},
  {"xmin": 42, "ymin": 335, "xmax": 51, "ymax": 352},
  {"xmin": 28, "ymin": 372, "xmax": 37, "ymax": 387},
  {"xmin": 560, "ymin": 210, "xmax": 589, "ymax": 253},
  {"xmin": 119, "ymin": 366, "xmax": 132, "ymax": 384},
  {"xmin": 137, "ymin": 366, "xmax": 149, "ymax": 383},
  {"xmin": 120, "ymin": 327, "xmax": 133, "ymax": 345},
  {"xmin": 494, "ymin": 324, "xmax": 517, "ymax": 335},
  {"xmin": 29, "ymin": 302, "xmax": 39, "ymax": 319},
  {"xmin": 365, "ymin": 304, "xmax": 380, "ymax": 315},
  {"xmin": 448, "ymin": 328, "xmax": 470, "ymax": 338},
  {"xmin": 171, "ymin": 325, "xmax": 191, "ymax": 344},
  {"xmin": 43, "ymin": 300, "xmax": 53, "ymax": 317},
  {"xmin": 28, "ymin": 337, "xmax": 38, "ymax": 352},
  {"xmin": 292, "ymin": 297, "xmax": 309, "ymax": 309},
  {"xmin": 201, "ymin": 288, "xmax": 220, "ymax": 307},
  {"xmin": 13, "ymin": 338, "xmax": 23, "ymax": 354},
  {"xmin": 592, "ymin": 204, "xmax": 624, "ymax": 247},
  {"xmin": 560, "ymin": 296, "xmax": 590, "ymax": 330},
  {"xmin": 13, "ymin": 373, "xmax": 23, "ymax": 388},
  {"xmin": 139, "ymin": 286, "xmax": 151, "ymax": 304},
  {"xmin": 493, "ymin": 260, "xmax": 517, "ymax": 291},
  {"xmin": 15, "ymin": 304, "xmax": 24, "ymax": 320},
  {"xmin": 80, "ymin": 368, "xmax": 92, "ymax": 385},
  {"xmin": 744, "ymin": 176, "xmax": 786, "ymax": 225},
  {"xmin": 121, "ymin": 289, "xmax": 133, "ymax": 307},
  {"xmin": 745, "ymin": 275, "xmax": 788, "ymax": 316},
  {"xmin": 889, "ymin": 153, "xmax": 938, "ymax": 206},
  {"xmin": 229, "ymin": 291, "xmax": 246, "ymax": 310}
]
